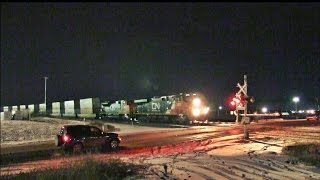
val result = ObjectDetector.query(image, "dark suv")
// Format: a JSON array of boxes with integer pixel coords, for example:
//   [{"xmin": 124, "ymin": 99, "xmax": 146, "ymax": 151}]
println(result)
[{"xmin": 55, "ymin": 125, "xmax": 121, "ymax": 153}]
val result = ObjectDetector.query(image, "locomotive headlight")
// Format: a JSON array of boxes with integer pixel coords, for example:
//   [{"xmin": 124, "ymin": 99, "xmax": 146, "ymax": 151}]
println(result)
[
  {"xmin": 203, "ymin": 107, "xmax": 210, "ymax": 114},
  {"xmin": 192, "ymin": 108, "xmax": 201, "ymax": 117},
  {"xmin": 193, "ymin": 98, "xmax": 201, "ymax": 107}
]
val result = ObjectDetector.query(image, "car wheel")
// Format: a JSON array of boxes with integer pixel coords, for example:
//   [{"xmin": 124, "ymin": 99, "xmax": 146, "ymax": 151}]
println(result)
[
  {"xmin": 110, "ymin": 140, "xmax": 119, "ymax": 150},
  {"xmin": 73, "ymin": 143, "xmax": 83, "ymax": 154}
]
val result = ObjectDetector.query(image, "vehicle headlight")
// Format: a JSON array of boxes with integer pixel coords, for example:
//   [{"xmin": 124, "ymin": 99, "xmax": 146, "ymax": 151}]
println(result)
[
  {"xmin": 192, "ymin": 108, "xmax": 201, "ymax": 116},
  {"xmin": 193, "ymin": 98, "xmax": 201, "ymax": 107},
  {"xmin": 202, "ymin": 107, "xmax": 210, "ymax": 114}
]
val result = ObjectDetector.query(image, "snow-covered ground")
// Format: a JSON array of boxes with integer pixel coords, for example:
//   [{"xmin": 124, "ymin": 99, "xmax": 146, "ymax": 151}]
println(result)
[
  {"xmin": 0, "ymin": 117, "xmax": 178, "ymax": 147},
  {"xmin": 1, "ymin": 118, "xmax": 320, "ymax": 179}
]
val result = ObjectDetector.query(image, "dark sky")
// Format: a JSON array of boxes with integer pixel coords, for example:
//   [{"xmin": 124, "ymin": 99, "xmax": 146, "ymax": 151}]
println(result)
[{"xmin": 1, "ymin": 3, "xmax": 319, "ymax": 110}]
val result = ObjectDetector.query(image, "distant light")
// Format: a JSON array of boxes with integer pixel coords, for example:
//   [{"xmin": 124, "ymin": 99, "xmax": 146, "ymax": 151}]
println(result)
[
  {"xmin": 261, "ymin": 107, "xmax": 268, "ymax": 113},
  {"xmin": 219, "ymin": 106, "xmax": 222, "ymax": 110},
  {"xmin": 203, "ymin": 107, "xmax": 210, "ymax": 114},
  {"xmin": 307, "ymin": 109, "xmax": 315, "ymax": 114},
  {"xmin": 192, "ymin": 108, "xmax": 201, "ymax": 116},
  {"xmin": 193, "ymin": 98, "xmax": 201, "ymax": 107},
  {"xmin": 292, "ymin": 97, "xmax": 300, "ymax": 103}
]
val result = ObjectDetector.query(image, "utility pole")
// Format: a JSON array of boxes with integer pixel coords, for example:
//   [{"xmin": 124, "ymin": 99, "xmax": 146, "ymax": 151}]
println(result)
[{"xmin": 44, "ymin": 76, "xmax": 48, "ymax": 104}]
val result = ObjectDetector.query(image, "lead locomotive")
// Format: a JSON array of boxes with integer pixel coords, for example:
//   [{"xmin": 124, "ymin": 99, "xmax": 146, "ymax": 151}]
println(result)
[{"xmin": 99, "ymin": 93, "xmax": 210, "ymax": 124}]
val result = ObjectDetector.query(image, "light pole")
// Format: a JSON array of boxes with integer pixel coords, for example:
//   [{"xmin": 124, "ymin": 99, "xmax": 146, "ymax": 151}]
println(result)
[
  {"xmin": 292, "ymin": 97, "xmax": 299, "ymax": 119},
  {"xmin": 44, "ymin": 76, "xmax": 48, "ymax": 104}
]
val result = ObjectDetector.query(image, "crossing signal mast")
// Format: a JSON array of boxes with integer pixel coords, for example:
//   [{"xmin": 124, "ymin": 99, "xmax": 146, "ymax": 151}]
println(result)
[
  {"xmin": 231, "ymin": 75, "xmax": 254, "ymax": 124},
  {"xmin": 230, "ymin": 75, "xmax": 280, "ymax": 139},
  {"xmin": 231, "ymin": 75, "xmax": 255, "ymax": 139}
]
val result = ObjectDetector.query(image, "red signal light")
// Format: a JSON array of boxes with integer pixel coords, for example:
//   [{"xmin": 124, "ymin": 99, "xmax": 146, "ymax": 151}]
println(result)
[
  {"xmin": 233, "ymin": 98, "xmax": 240, "ymax": 104},
  {"xmin": 63, "ymin": 134, "xmax": 71, "ymax": 143}
]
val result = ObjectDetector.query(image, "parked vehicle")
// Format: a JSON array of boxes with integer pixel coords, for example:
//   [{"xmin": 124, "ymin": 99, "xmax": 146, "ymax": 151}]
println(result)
[{"xmin": 55, "ymin": 125, "xmax": 121, "ymax": 153}]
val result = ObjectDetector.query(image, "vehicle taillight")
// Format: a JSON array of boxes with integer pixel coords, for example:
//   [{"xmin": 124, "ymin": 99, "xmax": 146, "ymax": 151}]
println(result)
[{"xmin": 63, "ymin": 134, "xmax": 71, "ymax": 143}]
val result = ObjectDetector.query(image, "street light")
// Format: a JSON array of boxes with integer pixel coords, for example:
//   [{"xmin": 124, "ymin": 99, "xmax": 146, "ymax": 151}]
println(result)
[
  {"xmin": 261, "ymin": 107, "xmax": 268, "ymax": 113},
  {"xmin": 218, "ymin": 106, "xmax": 222, "ymax": 116},
  {"xmin": 292, "ymin": 97, "xmax": 299, "ymax": 119}
]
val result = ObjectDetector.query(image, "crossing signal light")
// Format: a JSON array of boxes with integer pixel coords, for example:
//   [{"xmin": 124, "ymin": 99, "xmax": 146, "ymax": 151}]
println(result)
[{"xmin": 233, "ymin": 97, "xmax": 240, "ymax": 104}]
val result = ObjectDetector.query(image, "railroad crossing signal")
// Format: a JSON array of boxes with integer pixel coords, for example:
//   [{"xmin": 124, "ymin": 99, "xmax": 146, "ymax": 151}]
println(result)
[
  {"xmin": 230, "ymin": 75, "xmax": 254, "ymax": 123},
  {"xmin": 237, "ymin": 83, "xmax": 247, "ymax": 97},
  {"xmin": 235, "ymin": 75, "xmax": 248, "ymax": 123}
]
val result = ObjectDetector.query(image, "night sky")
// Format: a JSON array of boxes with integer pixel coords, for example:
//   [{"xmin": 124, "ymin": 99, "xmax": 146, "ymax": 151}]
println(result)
[{"xmin": 1, "ymin": 3, "xmax": 319, "ymax": 110}]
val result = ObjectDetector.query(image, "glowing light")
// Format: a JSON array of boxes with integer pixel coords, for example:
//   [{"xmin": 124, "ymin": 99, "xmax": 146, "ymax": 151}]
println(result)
[
  {"xmin": 230, "ymin": 101, "xmax": 235, "ymax": 106},
  {"xmin": 203, "ymin": 107, "xmax": 210, "ymax": 114},
  {"xmin": 193, "ymin": 98, "xmax": 201, "ymax": 107},
  {"xmin": 292, "ymin": 97, "xmax": 300, "ymax": 103},
  {"xmin": 261, "ymin": 107, "xmax": 268, "ymax": 113},
  {"xmin": 307, "ymin": 110, "xmax": 315, "ymax": 114},
  {"xmin": 233, "ymin": 98, "xmax": 240, "ymax": 103},
  {"xmin": 63, "ymin": 135, "xmax": 70, "ymax": 142},
  {"xmin": 219, "ymin": 106, "xmax": 222, "ymax": 110},
  {"xmin": 192, "ymin": 108, "xmax": 201, "ymax": 116}
]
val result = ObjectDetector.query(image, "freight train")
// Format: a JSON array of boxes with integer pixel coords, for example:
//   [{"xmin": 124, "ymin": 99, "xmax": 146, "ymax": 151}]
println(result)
[{"xmin": 99, "ymin": 93, "xmax": 210, "ymax": 124}]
